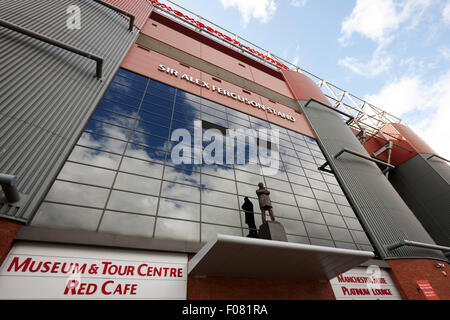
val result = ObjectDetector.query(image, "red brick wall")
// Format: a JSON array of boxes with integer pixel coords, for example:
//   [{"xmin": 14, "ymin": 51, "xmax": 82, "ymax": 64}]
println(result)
[
  {"xmin": 0, "ymin": 219, "xmax": 21, "ymax": 267},
  {"xmin": 388, "ymin": 259, "xmax": 450, "ymax": 300},
  {"xmin": 187, "ymin": 276, "xmax": 335, "ymax": 300}
]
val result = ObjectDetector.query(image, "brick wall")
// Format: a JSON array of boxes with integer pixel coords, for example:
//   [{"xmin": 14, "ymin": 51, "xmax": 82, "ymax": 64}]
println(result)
[
  {"xmin": 188, "ymin": 276, "xmax": 335, "ymax": 300},
  {"xmin": 0, "ymin": 218, "xmax": 22, "ymax": 266},
  {"xmin": 388, "ymin": 259, "xmax": 450, "ymax": 300}
]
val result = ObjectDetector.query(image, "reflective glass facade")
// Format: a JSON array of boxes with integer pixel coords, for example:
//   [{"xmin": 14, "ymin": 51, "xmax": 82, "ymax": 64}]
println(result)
[{"xmin": 31, "ymin": 68, "xmax": 374, "ymax": 252}]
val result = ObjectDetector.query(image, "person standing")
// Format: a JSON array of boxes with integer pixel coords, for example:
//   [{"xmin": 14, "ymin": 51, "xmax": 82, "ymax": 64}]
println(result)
[
  {"xmin": 242, "ymin": 197, "xmax": 258, "ymax": 238},
  {"xmin": 256, "ymin": 182, "xmax": 276, "ymax": 224}
]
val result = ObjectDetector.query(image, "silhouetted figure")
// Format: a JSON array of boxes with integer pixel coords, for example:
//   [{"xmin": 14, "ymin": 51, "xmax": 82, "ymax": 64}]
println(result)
[
  {"xmin": 242, "ymin": 197, "xmax": 258, "ymax": 238},
  {"xmin": 256, "ymin": 182, "xmax": 276, "ymax": 224}
]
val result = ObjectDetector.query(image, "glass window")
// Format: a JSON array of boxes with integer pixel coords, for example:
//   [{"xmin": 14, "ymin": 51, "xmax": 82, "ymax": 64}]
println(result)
[
  {"xmin": 114, "ymin": 172, "xmax": 161, "ymax": 196},
  {"xmin": 120, "ymin": 157, "xmax": 164, "ymax": 179},
  {"xmin": 264, "ymin": 177, "xmax": 291, "ymax": 193},
  {"xmin": 149, "ymin": 79, "xmax": 176, "ymax": 94},
  {"xmin": 272, "ymin": 203, "xmax": 302, "ymax": 220},
  {"xmin": 322, "ymin": 213, "xmax": 347, "ymax": 228},
  {"xmin": 125, "ymin": 143, "xmax": 166, "ymax": 164},
  {"xmin": 85, "ymin": 120, "xmax": 131, "ymax": 140},
  {"xmin": 138, "ymin": 110, "xmax": 171, "ymax": 127},
  {"xmin": 154, "ymin": 218, "xmax": 200, "ymax": 242},
  {"xmin": 201, "ymin": 174, "xmax": 236, "ymax": 193},
  {"xmin": 344, "ymin": 217, "xmax": 364, "ymax": 231},
  {"xmin": 236, "ymin": 182, "xmax": 259, "ymax": 200},
  {"xmin": 201, "ymin": 164, "xmax": 234, "ymax": 177},
  {"xmin": 134, "ymin": 121, "xmax": 170, "ymax": 139},
  {"xmin": 201, "ymin": 205, "xmax": 241, "ymax": 227},
  {"xmin": 288, "ymin": 172, "xmax": 309, "ymax": 186},
  {"xmin": 332, "ymin": 194, "xmax": 350, "ymax": 206},
  {"xmin": 45, "ymin": 181, "xmax": 109, "ymax": 208},
  {"xmin": 118, "ymin": 68, "xmax": 148, "ymax": 84},
  {"xmin": 103, "ymin": 90, "xmax": 141, "ymax": 108},
  {"xmin": 201, "ymin": 98, "xmax": 226, "ymax": 112},
  {"xmin": 110, "ymin": 82, "xmax": 144, "ymax": 100},
  {"xmin": 338, "ymin": 205, "xmax": 356, "ymax": 218},
  {"xmin": 131, "ymin": 132, "xmax": 168, "ymax": 151},
  {"xmin": 300, "ymin": 208, "xmax": 325, "ymax": 224},
  {"xmin": 157, "ymin": 198, "xmax": 200, "ymax": 221},
  {"xmin": 98, "ymin": 100, "xmax": 139, "ymax": 118},
  {"xmin": 143, "ymin": 93, "xmax": 174, "ymax": 109},
  {"xmin": 92, "ymin": 109, "xmax": 135, "ymax": 128},
  {"xmin": 68, "ymin": 146, "xmax": 122, "ymax": 170},
  {"xmin": 269, "ymin": 190, "xmax": 297, "ymax": 206},
  {"xmin": 295, "ymin": 195, "xmax": 319, "ymax": 211},
  {"xmin": 201, "ymin": 189, "xmax": 238, "ymax": 209},
  {"xmin": 291, "ymin": 184, "xmax": 314, "ymax": 198},
  {"xmin": 305, "ymin": 223, "xmax": 332, "ymax": 240},
  {"xmin": 107, "ymin": 190, "xmax": 158, "ymax": 215},
  {"xmin": 113, "ymin": 74, "xmax": 147, "ymax": 92},
  {"xmin": 161, "ymin": 181, "xmax": 201, "ymax": 203},
  {"xmin": 78, "ymin": 132, "xmax": 127, "ymax": 154},
  {"xmin": 32, "ymin": 202, "xmax": 101, "ymax": 231},
  {"xmin": 310, "ymin": 238, "xmax": 335, "ymax": 247},
  {"xmin": 141, "ymin": 102, "xmax": 172, "ymax": 118},
  {"xmin": 308, "ymin": 178, "xmax": 329, "ymax": 191},
  {"xmin": 201, "ymin": 224, "xmax": 242, "ymax": 243},
  {"xmin": 350, "ymin": 230, "xmax": 372, "ymax": 245},
  {"xmin": 177, "ymin": 90, "xmax": 201, "ymax": 103},
  {"xmin": 329, "ymin": 226, "xmax": 354, "ymax": 243},
  {"xmin": 58, "ymin": 162, "xmax": 115, "ymax": 188},
  {"xmin": 277, "ymin": 218, "xmax": 307, "ymax": 236},
  {"xmin": 98, "ymin": 211, "xmax": 155, "ymax": 238},
  {"xmin": 164, "ymin": 165, "xmax": 200, "ymax": 186},
  {"xmin": 235, "ymin": 170, "xmax": 263, "ymax": 185},
  {"xmin": 317, "ymin": 200, "xmax": 340, "ymax": 215},
  {"xmin": 313, "ymin": 189, "xmax": 335, "ymax": 203}
]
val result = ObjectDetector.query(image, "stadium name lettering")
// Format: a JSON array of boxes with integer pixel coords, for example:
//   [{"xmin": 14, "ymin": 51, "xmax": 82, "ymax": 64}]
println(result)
[
  {"xmin": 158, "ymin": 65, "xmax": 296, "ymax": 122},
  {"xmin": 147, "ymin": 0, "xmax": 289, "ymax": 70}
]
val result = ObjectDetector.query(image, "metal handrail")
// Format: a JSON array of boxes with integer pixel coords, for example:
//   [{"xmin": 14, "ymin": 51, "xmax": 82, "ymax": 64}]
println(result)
[
  {"xmin": 427, "ymin": 154, "xmax": 450, "ymax": 163},
  {"xmin": 334, "ymin": 148, "xmax": 396, "ymax": 174},
  {"xmin": 387, "ymin": 240, "xmax": 450, "ymax": 254},
  {"xmin": 92, "ymin": 0, "xmax": 135, "ymax": 31},
  {"xmin": 0, "ymin": 19, "xmax": 104, "ymax": 79}
]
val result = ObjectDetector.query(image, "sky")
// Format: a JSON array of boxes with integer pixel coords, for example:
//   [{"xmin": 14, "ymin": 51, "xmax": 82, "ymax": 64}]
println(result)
[{"xmin": 163, "ymin": 0, "xmax": 450, "ymax": 159}]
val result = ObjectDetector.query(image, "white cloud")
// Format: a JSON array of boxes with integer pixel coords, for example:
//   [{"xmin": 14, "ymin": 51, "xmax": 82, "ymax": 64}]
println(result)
[
  {"xmin": 338, "ymin": 0, "xmax": 435, "ymax": 77},
  {"xmin": 220, "ymin": 0, "xmax": 277, "ymax": 27},
  {"xmin": 290, "ymin": 0, "xmax": 307, "ymax": 8},
  {"xmin": 340, "ymin": 0, "xmax": 435, "ymax": 46},
  {"xmin": 338, "ymin": 47, "xmax": 392, "ymax": 77},
  {"xmin": 439, "ymin": 46, "xmax": 450, "ymax": 60},
  {"xmin": 364, "ymin": 71, "xmax": 450, "ymax": 159},
  {"xmin": 443, "ymin": 1, "xmax": 450, "ymax": 23}
]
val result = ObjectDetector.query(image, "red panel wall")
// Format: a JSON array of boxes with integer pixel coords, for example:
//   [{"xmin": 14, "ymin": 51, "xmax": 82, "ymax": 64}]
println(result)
[
  {"xmin": 121, "ymin": 44, "xmax": 315, "ymax": 137},
  {"xmin": 105, "ymin": 0, "xmax": 154, "ymax": 30},
  {"xmin": 142, "ymin": 13, "xmax": 294, "ymax": 99},
  {"xmin": 388, "ymin": 259, "xmax": 450, "ymax": 300},
  {"xmin": 0, "ymin": 219, "xmax": 21, "ymax": 267},
  {"xmin": 188, "ymin": 276, "xmax": 335, "ymax": 300}
]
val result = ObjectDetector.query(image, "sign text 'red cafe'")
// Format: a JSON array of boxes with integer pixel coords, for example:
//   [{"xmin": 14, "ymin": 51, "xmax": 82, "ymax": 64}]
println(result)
[
  {"xmin": 147, "ymin": 0, "xmax": 290, "ymax": 70},
  {"xmin": 158, "ymin": 65, "xmax": 296, "ymax": 123},
  {"xmin": 0, "ymin": 243, "xmax": 187, "ymax": 299}
]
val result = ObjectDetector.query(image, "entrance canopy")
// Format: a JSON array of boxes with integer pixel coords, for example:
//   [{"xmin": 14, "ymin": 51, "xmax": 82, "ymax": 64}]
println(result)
[{"xmin": 188, "ymin": 235, "xmax": 375, "ymax": 280}]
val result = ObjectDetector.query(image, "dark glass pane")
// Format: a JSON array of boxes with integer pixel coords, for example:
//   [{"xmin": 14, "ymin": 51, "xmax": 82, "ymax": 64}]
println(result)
[
  {"xmin": 149, "ymin": 79, "xmax": 176, "ymax": 94},
  {"xmin": 118, "ymin": 68, "xmax": 148, "ymax": 84},
  {"xmin": 125, "ymin": 143, "xmax": 166, "ymax": 163},
  {"xmin": 113, "ymin": 74, "xmax": 147, "ymax": 91},
  {"xmin": 92, "ymin": 109, "xmax": 135, "ymax": 128},
  {"xmin": 177, "ymin": 90, "xmax": 200, "ymax": 103},
  {"xmin": 103, "ymin": 90, "xmax": 141, "ymax": 108},
  {"xmin": 138, "ymin": 110, "xmax": 171, "ymax": 127},
  {"xmin": 85, "ymin": 120, "xmax": 131, "ymax": 140},
  {"xmin": 141, "ymin": 102, "xmax": 172, "ymax": 118},
  {"xmin": 109, "ymin": 82, "xmax": 144, "ymax": 100},
  {"xmin": 131, "ymin": 132, "xmax": 168, "ymax": 151},
  {"xmin": 143, "ymin": 93, "xmax": 174, "ymax": 109},
  {"xmin": 134, "ymin": 121, "xmax": 170, "ymax": 139},
  {"xmin": 98, "ymin": 100, "xmax": 139, "ymax": 118}
]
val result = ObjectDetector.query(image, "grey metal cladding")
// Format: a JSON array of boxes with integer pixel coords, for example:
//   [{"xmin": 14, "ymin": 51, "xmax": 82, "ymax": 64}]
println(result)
[
  {"xmin": 0, "ymin": 0, "xmax": 139, "ymax": 221},
  {"xmin": 298, "ymin": 99, "xmax": 446, "ymax": 260},
  {"xmin": 389, "ymin": 154, "xmax": 450, "ymax": 247}
]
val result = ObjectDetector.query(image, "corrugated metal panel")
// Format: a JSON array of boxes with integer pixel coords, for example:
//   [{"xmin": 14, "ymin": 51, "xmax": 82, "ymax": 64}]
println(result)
[
  {"xmin": 298, "ymin": 99, "xmax": 446, "ymax": 260},
  {"xmin": 389, "ymin": 154, "xmax": 450, "ymax": 247},
  {"xmin": 0, "ymin": 0, "xmax": 139, "ymax": 222},
  {"xmin": 106, "ymin": 0, "xmax": 154, "ymax": 29}
]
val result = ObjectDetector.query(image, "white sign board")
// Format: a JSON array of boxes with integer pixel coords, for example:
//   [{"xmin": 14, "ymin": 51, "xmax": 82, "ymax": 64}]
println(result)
[
  {"xmin": 0, "ymin": 242, "xmax": 188, "ymax": 300},
  {"xmin": 330, "ymin": 266, "xmax": 402, "ymax": 300}
]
